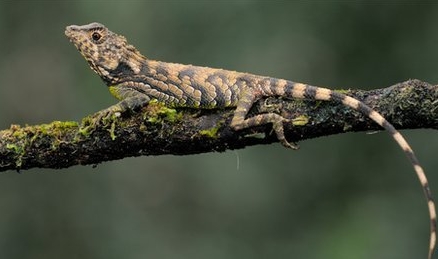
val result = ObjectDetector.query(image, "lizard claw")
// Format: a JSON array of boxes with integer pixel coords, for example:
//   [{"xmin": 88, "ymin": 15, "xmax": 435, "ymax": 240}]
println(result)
[
  {"xmin": 280, "ymin": 139, "xmax": 300, "ymax": 150},
  {"xmin": 94, "ymin": 95, "xmax": 150, "ymax": 124},
  {"xmin": 272, "ymin": 120, "xmax": 299, "ymax": 150},
  {"xmin": 94, "ymin": 105, "xmax": 122, "ymax": 124}
]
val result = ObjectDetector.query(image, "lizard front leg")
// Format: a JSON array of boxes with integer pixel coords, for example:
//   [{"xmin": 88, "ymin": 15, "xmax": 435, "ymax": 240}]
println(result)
[{"xmin": 95, "ymin": 84, "xmax": 151, "ymax": 122}]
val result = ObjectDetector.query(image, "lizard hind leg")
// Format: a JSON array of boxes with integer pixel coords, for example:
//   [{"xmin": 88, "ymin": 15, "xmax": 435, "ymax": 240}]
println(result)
[
  {"xmin": 232, "ymin": 113, "xmax": 299, "ymax": 149},
  {"xmin": 230, "ymin": 89, "xmax": 298, "ymax": 149}
]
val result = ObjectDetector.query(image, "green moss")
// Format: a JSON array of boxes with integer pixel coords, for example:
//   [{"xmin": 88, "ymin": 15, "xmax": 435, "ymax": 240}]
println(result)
[
  {"xmin": 78, "ymin": 116, "xmax": 94, "ymax": 137},
  {"xmin": 36, "ymin": 121, "xmax": 78, "ymax": 134},
  {"xmin": 108, "ymin": 85, "xmax": 123, "ymax": 100},
  {"xmin": 100, "ymin": 112, "xmax": 121, "ymax": 140},
  {"xmin": 5, "ymin": 121, "xmax": 80, "ymax": 168},
  {"xmin": 199, "ymin": 125, "xmax": 220, "ymax": 138},
  {"xmin": 146, "ymin": 100, "xmax": 182, "ymax": 124},
  {"xmin": 108, "ymin": 119, "xmax": 117, "ymax": 140},
  {"xmin": 6, "ymin": 143, "xmax": 24, "ymax": 154},
  {"xmin": 163, "ymin": 108, "xmax": 179, "ymax": 122},
  {"xmin": 333, "ymin": 89, "xmax": 350, "ymax": 95},
  {"xmin": 292, "ymin": 115, "xmax": 309, "ymax": 126},
  {"xmin": 6, "ymin": 143, "xmax": 25, "ymax": 167},
  {"xmin": 29, "ymin": 121, "xmax": 79, "ymax": 150},
  {"xmin": 54, "ymin": 121, "xmax": 79, "ymax": 129},
  {"xmin": 40, "ymin": 121, "xmax": 77, "ymax": 135},
  {"xmin": 12, "ymin": 129, "xmax": 27, "ymax": 139},
  {"xmin": 78, "ymin": 125, "xmax": 92, "ymax": 137}
]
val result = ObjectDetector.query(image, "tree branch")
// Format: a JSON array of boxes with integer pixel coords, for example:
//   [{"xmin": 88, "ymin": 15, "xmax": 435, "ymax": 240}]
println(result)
[{"xmin": 0, "ymin": 79, "xmax": 436, "ymax": 172}]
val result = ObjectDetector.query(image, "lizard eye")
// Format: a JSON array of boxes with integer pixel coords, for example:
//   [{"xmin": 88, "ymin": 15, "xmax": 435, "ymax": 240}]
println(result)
[{"xmin": 91, "ymin": 32, "xmax": 102, "ymax": 42}]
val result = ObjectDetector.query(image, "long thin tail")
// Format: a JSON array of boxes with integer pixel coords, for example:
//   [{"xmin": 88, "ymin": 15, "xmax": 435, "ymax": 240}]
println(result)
[
  {"xmin": 337, "ymin": 93, "xmax": 436, "ymax": 259},
  {"xmin": 287, "ymin": 83, "xmax": 436, "ymax": 258}
]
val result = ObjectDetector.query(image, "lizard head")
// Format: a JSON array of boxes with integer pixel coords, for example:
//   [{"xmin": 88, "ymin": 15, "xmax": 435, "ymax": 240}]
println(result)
[{"xmin": 65, "ymin": 22, "xmax": 144, "ymax": 85}]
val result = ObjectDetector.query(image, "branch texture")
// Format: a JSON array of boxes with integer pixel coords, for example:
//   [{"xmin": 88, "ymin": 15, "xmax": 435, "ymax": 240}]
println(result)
[{"xmin": 0, "ymin": 79, "xmax": 436, "ymax": 172}]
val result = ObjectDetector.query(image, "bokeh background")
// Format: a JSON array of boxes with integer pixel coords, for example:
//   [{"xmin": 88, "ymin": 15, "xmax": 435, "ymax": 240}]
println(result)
[{"xmin": 0, "ymin": 1, "xmax": 437, "ymax": 259}]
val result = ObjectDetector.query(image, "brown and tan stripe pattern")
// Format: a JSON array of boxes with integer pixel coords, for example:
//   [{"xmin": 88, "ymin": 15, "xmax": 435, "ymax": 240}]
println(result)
[{"xmin": 282, "ymin": 83, "xmax": 436, "ymax": 259}]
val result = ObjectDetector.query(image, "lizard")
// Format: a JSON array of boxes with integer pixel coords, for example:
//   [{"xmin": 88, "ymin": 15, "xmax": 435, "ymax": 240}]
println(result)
[{"xmin": 65, "ymin": 22, "xmax": 436, "ymax": 258}]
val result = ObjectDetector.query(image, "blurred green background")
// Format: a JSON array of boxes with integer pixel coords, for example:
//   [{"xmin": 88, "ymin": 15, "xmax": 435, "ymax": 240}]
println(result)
[{"xmin": 0, "ymin": 1, "xmax": 437, "ymax": 259}]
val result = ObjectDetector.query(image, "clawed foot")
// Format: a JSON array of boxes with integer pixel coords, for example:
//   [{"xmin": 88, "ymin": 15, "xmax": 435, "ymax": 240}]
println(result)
[
  {"xmin": 94, "ymin": 95, "xmax": 150, "ymax": 124},
  {"xmin": 231, "ymin": 113, "xmax": 299, "ymax": 149},
  {"xmin": 280, "ymin": 139, "xmax": 300, "ymax": 150},
  {"xmin": 94, "ymin": 105, "xmax": 123, "ymax": 124},
  {"xmin": 272, "ymin": 120, "xmax": 299, "ymax": 150}
]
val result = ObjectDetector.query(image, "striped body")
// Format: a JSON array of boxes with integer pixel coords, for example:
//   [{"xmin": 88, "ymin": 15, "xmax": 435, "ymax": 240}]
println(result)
[
  {"xmin": 65, "ymin": 22, "xmax": 436, "ymax": 258},
  {"xmin": 110, "ymin": 61, "xmax": 245, "ymax": 108}
]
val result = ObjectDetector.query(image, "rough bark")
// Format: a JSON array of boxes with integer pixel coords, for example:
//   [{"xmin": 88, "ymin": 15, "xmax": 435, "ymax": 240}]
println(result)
[{"xmin": 0, "ymin": 79, "xmax": 436, "ymax": 172}]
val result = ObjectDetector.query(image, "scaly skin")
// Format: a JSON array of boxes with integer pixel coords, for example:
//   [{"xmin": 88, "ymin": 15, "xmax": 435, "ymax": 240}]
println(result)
[{"xmin": 65, "ymin": 22, "xmax": 436, "ymax": 258}]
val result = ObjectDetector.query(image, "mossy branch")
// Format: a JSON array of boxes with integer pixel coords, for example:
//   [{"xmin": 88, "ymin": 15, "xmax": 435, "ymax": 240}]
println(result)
[{"xmin": 0, "ymin": 79, "xmax": 436, "ymax": 172}]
